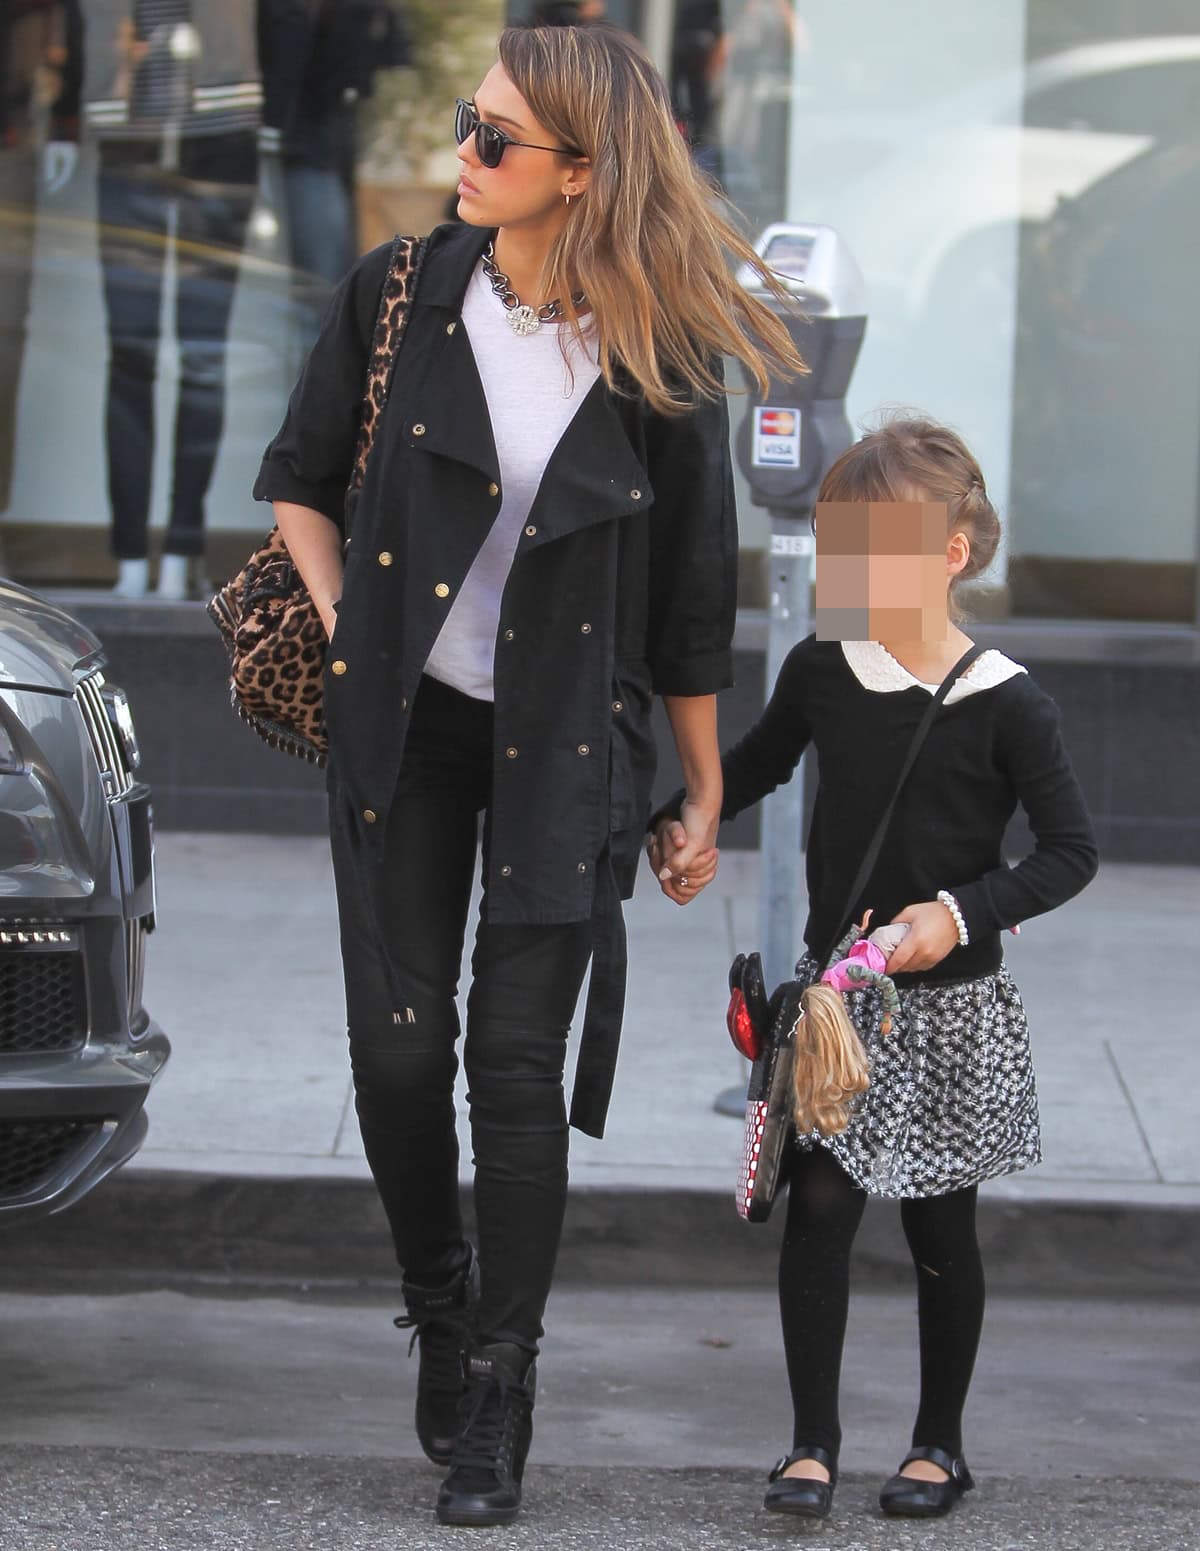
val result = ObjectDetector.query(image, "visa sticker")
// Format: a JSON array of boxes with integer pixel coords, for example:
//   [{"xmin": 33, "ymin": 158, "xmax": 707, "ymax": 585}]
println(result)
[{"xmin": 752, "ymin": 406, "xmax": 801, "ymax": 469}]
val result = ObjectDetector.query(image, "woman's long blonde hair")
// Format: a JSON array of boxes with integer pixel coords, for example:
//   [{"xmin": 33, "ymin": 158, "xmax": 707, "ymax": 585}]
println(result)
[{"xmin": 498, "ymin": 23, "xmax": 806, "ymax": 416}]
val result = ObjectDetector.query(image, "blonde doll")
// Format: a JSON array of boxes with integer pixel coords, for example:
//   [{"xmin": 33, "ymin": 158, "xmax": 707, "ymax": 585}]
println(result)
[{"xmin": 792, "ymin": 916, "xmax": 908, "ymax": 1134}]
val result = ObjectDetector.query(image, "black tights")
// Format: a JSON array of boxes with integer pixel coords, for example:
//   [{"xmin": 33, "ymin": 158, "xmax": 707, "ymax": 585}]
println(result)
[{"xmin": 779, "ymin": 1147, "xmax": 985, "ymax": 1463}]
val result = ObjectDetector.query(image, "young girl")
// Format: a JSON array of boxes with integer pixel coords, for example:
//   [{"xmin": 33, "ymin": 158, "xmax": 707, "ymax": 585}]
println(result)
[
  {"xmin": 254, "ymin": 21, "xmax": 801, "ymax": 1530},
  {"xmin": 652, "ymin": 416, "xmax": 1098, "ymax": 1520}
]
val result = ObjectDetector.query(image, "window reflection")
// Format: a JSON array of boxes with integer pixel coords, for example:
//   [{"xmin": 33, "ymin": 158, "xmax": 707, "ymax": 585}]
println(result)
[
  {"xmin": 1, "ymin": 1, "xmax": 79, "ymax": 557},
  {"xmin": 668, "ymin": 1, "xmax": 1200, "ymax": 626},
  {"xmin": 672, "ymin": 0, "xmax": 808, "ymax": 236},
  {"xmin": 0, "ymin": 1, "xmax": 416, "ymax": 598},
  {"xmin": 2, "ymin": 2, "xmax": 1199, "ymax": 625}
]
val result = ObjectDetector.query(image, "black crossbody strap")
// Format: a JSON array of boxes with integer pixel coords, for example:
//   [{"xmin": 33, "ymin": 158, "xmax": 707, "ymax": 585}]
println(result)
[{"xmin": 816, "ymin": 642, "xmax": 986, "ymax": 973}]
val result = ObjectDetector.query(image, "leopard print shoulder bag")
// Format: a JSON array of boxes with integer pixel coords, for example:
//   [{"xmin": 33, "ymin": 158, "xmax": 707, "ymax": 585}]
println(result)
[{"xmin": 207, "ymin": 234, "xmax": 426, "ymax": 765}]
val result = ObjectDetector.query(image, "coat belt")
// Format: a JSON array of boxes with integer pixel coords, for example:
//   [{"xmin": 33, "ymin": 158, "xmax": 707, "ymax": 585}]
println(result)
[{"xmin": 568, "ymin": 845, "xmax": 627, "ymax": 1140}]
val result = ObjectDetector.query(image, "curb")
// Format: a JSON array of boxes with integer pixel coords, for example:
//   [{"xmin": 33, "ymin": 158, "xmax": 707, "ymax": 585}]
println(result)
[{"xmin": 3, "ymin": 1171, "xmax": 1198, "ymax": 1300}]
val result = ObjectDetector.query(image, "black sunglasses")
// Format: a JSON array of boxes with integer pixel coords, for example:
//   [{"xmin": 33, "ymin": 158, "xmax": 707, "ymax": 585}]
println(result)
[{"xmin": 454, "ymin": 98, "xmax": 578, "ymax": 169}]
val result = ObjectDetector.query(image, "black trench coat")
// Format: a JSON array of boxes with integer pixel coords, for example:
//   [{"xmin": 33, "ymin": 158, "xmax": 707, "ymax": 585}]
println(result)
[{"xmin": 254, "ymin": 221, "xmax": 738, "ymax": 1136}]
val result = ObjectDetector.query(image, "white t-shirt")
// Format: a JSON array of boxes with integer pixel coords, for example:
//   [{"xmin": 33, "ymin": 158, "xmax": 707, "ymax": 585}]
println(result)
[{"xmin": 424, "ymin": 263, "xmax": 601, "ymax": 701}]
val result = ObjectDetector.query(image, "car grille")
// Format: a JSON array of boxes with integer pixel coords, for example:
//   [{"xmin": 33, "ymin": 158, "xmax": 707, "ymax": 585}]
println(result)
[
  {"xmin": 0, "ymin": 1118, "xmax": 104, "ymax": 1198},
  {"xmin": 0, "ymin": 936, "xmax": 87, "ymax": 1053},
  {"xmin": 74, "ymin": 671, "xmax": 135, "ymax": 798},
  {"xmin": 125, "ymin": 918, "xmax": 147, "ymax": 1022}
]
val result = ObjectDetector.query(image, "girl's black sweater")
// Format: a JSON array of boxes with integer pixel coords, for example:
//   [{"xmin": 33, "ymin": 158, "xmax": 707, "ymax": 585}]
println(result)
[{"xmin": 683, "ymin": 637, "xmax": 1099, "ymax": 986}]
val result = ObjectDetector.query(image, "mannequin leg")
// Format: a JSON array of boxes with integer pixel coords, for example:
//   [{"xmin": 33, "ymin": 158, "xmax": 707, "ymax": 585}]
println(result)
[
  {"xmin": 165, "ymin": 133, "xmax": 256, "ymax": 581},
  {"xmin": 97, "ymin": 148, "xmax": 169, "ymax": 568},
  {"xmin": 0, "ymin": 145, "xmax": 37, "ymax": 527}
]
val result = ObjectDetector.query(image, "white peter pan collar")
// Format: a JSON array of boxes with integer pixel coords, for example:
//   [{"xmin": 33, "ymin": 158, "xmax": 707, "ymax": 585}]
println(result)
[{"xmin": 840, "ymin": 639, "xmax": 1027, "ymax": 703}]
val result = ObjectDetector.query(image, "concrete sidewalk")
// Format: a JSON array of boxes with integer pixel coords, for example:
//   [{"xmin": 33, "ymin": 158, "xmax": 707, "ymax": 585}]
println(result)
[
  {"xmin": 136, "ymin": 833, "xmax": 1198, "ymax": 1195},
  {"xmin": 26, "ymin": 830, "xmax": 1183, "ymax": 1295}
]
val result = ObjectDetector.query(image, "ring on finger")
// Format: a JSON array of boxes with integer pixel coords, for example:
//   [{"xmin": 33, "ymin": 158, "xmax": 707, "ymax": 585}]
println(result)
[{"xmin": 679, "ymin": 877, "xmax": 689, "ymax": 888}]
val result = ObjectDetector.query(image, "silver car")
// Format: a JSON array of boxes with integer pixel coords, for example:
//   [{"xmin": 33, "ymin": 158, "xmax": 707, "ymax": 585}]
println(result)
[{"xmin": 0, "ymin": 579, "xmax": 168, "ymax": 1222}]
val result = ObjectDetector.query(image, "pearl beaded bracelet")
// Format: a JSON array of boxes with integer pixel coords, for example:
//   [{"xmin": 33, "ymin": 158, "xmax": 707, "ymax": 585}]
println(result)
[{"xmin": 937, "ymin": 889, "xmax": 970, "ymax": 948}]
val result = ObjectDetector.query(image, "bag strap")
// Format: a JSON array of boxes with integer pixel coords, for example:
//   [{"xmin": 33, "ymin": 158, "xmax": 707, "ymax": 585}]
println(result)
[
  {"xmin": 346, "ymin": 233, "xmax": 426, "ymax": 523},
  {"xmin": 816, "ymin": 642, "xmax": 987, "ymax": 974}
]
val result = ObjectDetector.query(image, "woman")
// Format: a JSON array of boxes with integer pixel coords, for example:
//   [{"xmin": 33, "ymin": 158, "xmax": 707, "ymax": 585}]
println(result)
[{"xmin": 254, "ymin": 22, "xmax": 801, "ymax": 1528}]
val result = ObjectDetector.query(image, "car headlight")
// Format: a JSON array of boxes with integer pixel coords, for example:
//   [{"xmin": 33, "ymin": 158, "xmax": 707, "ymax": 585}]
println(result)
[{"xmin": 102, "ymin": 688, "xmax": 141, "ymax": 771}]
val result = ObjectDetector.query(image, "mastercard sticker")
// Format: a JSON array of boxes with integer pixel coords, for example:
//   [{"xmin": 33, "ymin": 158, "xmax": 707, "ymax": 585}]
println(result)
[{"xmin": 752, "ymin": 406, "xmax": 801, "ymax": 469}]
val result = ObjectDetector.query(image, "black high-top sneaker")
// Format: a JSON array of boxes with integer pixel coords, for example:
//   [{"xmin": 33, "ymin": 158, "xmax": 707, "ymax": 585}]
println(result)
[
  {"xmin": 435, "ymin": 1342, "xmax": 536, "ymax": 1526},
  {"xmin": 394, "ymin": 1246, "xmax": 479, "ymax": 1466}
]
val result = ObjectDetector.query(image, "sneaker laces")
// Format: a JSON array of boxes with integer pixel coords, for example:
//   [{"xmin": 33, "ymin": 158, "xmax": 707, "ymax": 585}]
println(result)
[
  {"xmin": 393, "ymin": 1308, "xmax": 468, "ymax": 1393},
  {"xmin": 448, "ymin": 1367, "xmax": 530, "ymax": 1478}
]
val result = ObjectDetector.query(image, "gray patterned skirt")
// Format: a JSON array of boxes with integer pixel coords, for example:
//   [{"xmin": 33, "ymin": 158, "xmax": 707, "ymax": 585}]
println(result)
[{"xmin": 792, "ymin": 952, "xmax": 1041, "ymax": 1198}]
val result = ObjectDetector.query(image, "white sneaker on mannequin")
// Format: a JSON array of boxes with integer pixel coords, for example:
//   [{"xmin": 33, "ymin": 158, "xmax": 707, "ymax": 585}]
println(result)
[
  {"xmin": 112, "ymin": 558, "xmax": 150, "ymax": 598},
  {"xmin": 157, "ymin": 553, "xmax": 189, "ymax": 600}
]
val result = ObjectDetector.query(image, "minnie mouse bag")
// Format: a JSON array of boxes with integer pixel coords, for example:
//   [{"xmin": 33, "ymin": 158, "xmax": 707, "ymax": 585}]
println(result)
[{"xmin": 727, "ymin": 951, "xmax": 803, "ymax": 1222}]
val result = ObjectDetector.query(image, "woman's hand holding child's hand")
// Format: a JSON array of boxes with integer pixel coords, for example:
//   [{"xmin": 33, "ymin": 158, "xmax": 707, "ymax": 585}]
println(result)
[
  {"xmin": 647, "ymin": 800, "xmax": 719, "ymax": 905},
  {"xmin": 884, "ymin": 901, "xmax": 960, "ymax": 973}
]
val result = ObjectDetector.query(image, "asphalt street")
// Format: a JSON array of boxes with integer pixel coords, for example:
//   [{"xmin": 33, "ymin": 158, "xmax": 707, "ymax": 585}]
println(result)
[
  {"xmin": 1, "ymin": 1283, "xmax": 1196, "ymax": 1550},
  {"xmin": 5, "ymin": 845, "xmax": 1198, "ymax": 1550}
]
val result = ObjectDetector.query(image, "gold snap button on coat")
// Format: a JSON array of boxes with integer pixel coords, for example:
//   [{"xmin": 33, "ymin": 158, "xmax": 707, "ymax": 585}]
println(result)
[
  {"xmin": 577, "ymin": 744, "xmax": 590, "ymax": 756},
  {"xmin": 412, "ymin": 422, "xmax": 426, "ymax": 436},
  {"xmin": 525, "ymin": 525, "xmax": 536, "ymax": 537},
  {"xmin": 500, "ymin": 865, "xmax": 512, "ymax": 877},
  {"xmin": 446, "ymin": 322, "xmax": 457, "ymax": 335},
  {"xmin": 577, "ymin": 862, "xmax": 588, "ymax": 873},
  {"xmin": 503, "ymin": 629, "xmax": 515, "ymax": 642},
  {"xmin": 488, "ymin": 482, "xmax": 499, "ymax": 497},
  {"xmin": 400, "ymin": 697, "xmax": 408, "ymax": 711},
  {"xmin": 363, "ymin": 809, "xmax": 377, "ymax": 824},
  {"xmin": 580, "ymin": 622, "xmax": 591, "ymax": 634},
  {"xmin": 330, "ymin": 659, "xmax": 347, "ymax": 675},
  {"xmin": 435, "ymin": 582, "xmax": 450, "ymax": 598},
  {"xmin": 612, "ymin": 700, "xmax": 623, "ymax": 713},
  {"xmin": 630, "ymin": 488, "xmax": 641, "ymax": 499},
  {"xmin": 506, "ymin": 746, "xmax": 519, "ymax": 759},
  {"xmin": 377, "ymin": 551, "xmax": 393, "ymax": 566}
]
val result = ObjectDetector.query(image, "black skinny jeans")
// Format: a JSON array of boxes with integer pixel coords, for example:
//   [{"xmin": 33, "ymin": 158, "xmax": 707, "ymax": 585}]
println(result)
[
  {"xmin": 329, "ymin": 675, "xmax": 592, "ymax": 1354},
  {"xmin": 780, "ymin": 1147, "xmax": 985, "ymax": 1463}
]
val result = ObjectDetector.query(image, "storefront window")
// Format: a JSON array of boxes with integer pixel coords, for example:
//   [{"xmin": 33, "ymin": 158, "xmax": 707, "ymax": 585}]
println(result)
[
  {"xmin": 5, "ymin": 3, "xmax": 1198, "ymax": 629},
  {"xmin": 668, "ymin": 0, "xmax": 1200, "ymax": 626},
  {"xmin": 0, "ymin": 0, "xmax": 500, "ymax": 599}
]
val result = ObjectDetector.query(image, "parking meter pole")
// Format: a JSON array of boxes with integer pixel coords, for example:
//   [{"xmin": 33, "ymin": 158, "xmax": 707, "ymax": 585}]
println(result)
[
  {"xmin": 760, "ymin": 516, "xmax": 813, "ymax": 989},
  {"xmin": 713, "ymin": 513, "xmax": 813, "ymax": 1120},
  {"xmin": 715, "ymin": 221, "xmax": 867, "ymax": 1121}
]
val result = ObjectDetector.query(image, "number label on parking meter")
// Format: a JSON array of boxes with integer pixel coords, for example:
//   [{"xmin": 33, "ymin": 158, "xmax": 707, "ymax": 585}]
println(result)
[{"xmin": 752, "ymin": 407, "xmax": 801, "ymax": 468}]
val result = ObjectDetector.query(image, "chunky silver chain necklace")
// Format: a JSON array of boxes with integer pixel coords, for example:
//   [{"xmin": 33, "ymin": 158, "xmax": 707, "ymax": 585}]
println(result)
[{"xmin": 481, "ymin": 243, "xmax": 581, "ymax": 336}]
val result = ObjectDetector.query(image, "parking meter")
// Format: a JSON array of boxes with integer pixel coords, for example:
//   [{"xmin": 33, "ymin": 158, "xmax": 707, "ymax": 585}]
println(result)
[
  {"xmin": 735, "ymin": 224, "xmax": 867, "ymax": 1000},
  {"xmin": 735, "ymin": 223, "xmax": 868, "ymax": 520}
]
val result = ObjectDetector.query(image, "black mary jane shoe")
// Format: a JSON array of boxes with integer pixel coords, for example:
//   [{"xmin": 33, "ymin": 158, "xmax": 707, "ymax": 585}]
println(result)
[
  {"xmin": 763, "ymin": 1444, "xmax": 837, "ymax": 1518},
  {"xmin": 879, "ymin": 1445, "xmax": 975, "ymax": 1518}
]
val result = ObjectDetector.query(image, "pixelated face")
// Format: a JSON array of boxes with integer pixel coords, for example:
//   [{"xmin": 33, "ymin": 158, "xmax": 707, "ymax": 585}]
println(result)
[{"xmin": 813, "ymin": 501, "xmax": 950, "ymax": 641}]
